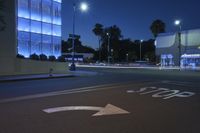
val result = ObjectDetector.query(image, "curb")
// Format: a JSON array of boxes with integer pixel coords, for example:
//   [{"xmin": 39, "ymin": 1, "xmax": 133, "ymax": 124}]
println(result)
[{"xmin": 0, "ymin": 75, "xmax": 75, "ymax": 83}]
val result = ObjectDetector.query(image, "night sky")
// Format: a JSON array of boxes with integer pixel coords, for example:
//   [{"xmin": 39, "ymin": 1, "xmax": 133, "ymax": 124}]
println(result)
[{"xmin": 62, "ymin": 0, "xmax": 200, "ymax": 48}]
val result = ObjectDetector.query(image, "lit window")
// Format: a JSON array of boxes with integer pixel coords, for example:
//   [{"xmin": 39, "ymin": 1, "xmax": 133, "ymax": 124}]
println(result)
[
  {"xmin": 18, "ymin": 18, "xmax": 30, "ymax": 32},
  {"xmin": 18, "ymin": 31, "xmax": 30, "ymax": 57},
  {"xmin": 31, "ymin": 20, "xmax": 41, "ymax": 34},
  {"xmin": 18, "ymin": 0, "xmax": 30, "ymax": 19},
  {"xmin": 31, "ymin": 33, "xmax": 42, "ymax": 55},
  {"xmin": 53, "ymin": 36, "xmax": 61, "ymax": 57},
  {"xmin": 42, "ymin": 0, "xmax": 52, "ymax": 23},
  {"xmin": 53, "ymin": 0, "xmax": 62, "ymax": 3},
  {"xmin": 31, "ymin": 0, "xmax": 42, "ymax": 21},
  {"xmin": 42, "ymin": 23, "xmax": 52, "ymax": 35},
  {"xmin": 42, "ymin": 35, "xmax": 52, "ymax": 56},
  {"xmin": 53, "ymin": 2, "xmax": 61, "ymax": 25},
  {"xmin": 52, "ymin": 25, "xmax": 61, "ymax": 36}
]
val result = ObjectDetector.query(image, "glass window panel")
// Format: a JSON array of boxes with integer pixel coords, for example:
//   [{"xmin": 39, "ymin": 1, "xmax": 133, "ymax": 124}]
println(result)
[
  {"xmin": 42, "ymin": 0, "xmax": 52, "ymax": 23},
  {"xmin": 31, "ymin": 20, "xmax": 41, "ymax": 33},
  {"xmin": 18, "ymin": 0, "xmax": 30, "ymax": 18},
  {"xmin": 53, "ymin": 0, "xmax": 62, "ymax": 3},
  {"xmin": 31, "ymin": 0, "xmax": 42, "ymax": 21},
  {"xmin": 52, "ymin": 25, "xmax": 61, "ymax": 36},
  {"xmin": 42, "ymin": 35, "xmax": 52, "ymax": 56},
  {"xmin": 18, "ymin": 31, "xmax": 30, "ymax": 41},
  {"xmin": 42, "ymin": 23, "xmax": 52, "ymax": 35},
  {"xmin": 18, "ymin": 18, "xmax": 30, "ymax": 32},
  {"xmin": 53, "ymin": 36, "xmax": 61, "ymax": 57},
  {"xmin": 18, "ymin": 31, "xmax": 30, "ymax": 57},
  {"xmin": 31, "ymin": 33, "xmax": 41, "ymax": 55},
  {"xmin": 53, "ymin": 2, "xmax": 61, "ymax": 25}
]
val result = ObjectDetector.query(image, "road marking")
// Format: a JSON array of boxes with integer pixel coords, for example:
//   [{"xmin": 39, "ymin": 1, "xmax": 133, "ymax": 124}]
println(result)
[
  {"xmin": 161, "ymin": 80, "xmax": 193, "ymax": 87},
  {"xmin": 0, "ymin": 84, "xmax": 116, "ymax": 103},
  {"xmin": 127, "ymin": 86, "xmax": 196, "ymax": 99},
  {"xmin": 0, "ymin": 82, "xmax": 141, "ymax": 104},
  {"xmin": 43, "ymin": 104, "xmax": 130, "ymax": 117}
]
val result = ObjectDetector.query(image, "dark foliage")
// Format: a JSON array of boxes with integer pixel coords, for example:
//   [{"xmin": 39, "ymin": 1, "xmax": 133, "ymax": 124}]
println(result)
[
  {"xmin": 48, "ymin": 55, "xmax": 56, "ymax": 61},
  {"xmin": 30, "ymin": 53, "xmax": 40, "ymax": 60},
  {"xmin": 57, "ymin": 55, "xmax": 66, "ymax": 62},
  {"xmin": 150, "ymin": 19, "xmax": 166, "ymax": 38},
  {"xmin": 0, "ymin": 0, "xmax": 6, "ymax": 31},
  {"xmin": 16, "ymin": 54, "xmax": 25, "ymax": 59},
  {"xmin": 39, "ymin": 54, "xmax": 48, "ymax": 61},
  {"xmin": 62, "ymin": 39, "xmax": 95, "ymax": 53}
]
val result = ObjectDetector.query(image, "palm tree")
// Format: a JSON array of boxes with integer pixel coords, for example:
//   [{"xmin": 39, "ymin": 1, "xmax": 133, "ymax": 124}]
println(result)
[
  {"xmin": 92, "ymin": 23, "xmax": 104, "ymax": 61},
  {"xmin": 150, "ymin": 19, "xmax": 166, "ymax": 38},
  {"xmin": 108, "ymin": 25, "xmax": 122, "ymax": 41},
  {"xmin": 0, "ymin": 0, "xmax": 6, "ymax": 31}
]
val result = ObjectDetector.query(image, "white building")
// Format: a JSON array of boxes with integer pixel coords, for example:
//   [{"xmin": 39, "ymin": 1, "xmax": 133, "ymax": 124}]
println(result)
[{"xmin": 156, "ymin": 28, "xmax": 200, "ymax": 67}]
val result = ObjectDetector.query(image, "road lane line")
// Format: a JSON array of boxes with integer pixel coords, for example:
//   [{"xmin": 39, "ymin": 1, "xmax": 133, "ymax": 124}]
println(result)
[{"xmin": 0, "ymin": 82, "xmax": 143, "ymax": 104}]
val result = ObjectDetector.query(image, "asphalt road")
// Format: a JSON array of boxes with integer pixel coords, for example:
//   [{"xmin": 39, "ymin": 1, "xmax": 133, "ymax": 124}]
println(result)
[{"xmin": 0, "ymin": 68, "xmax": 199, "ymax": 133}]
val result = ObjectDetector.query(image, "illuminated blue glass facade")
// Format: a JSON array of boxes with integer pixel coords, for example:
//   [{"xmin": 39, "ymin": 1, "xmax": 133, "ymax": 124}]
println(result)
[{"xmin": 17, "ymin": 0, "xmax": 62, "ymax": 58}]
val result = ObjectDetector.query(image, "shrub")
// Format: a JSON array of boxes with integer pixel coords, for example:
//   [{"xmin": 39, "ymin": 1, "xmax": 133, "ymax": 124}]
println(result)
[
  {"xmin": 57, "ymin": 56, "xmax": 66, "ymax": 62},
  {"xmin": 48, "ymin": 55, "xmax": 56, "ymax": 61},
  {"xmin": 30, "ymin": 53, "xmax": 39, "ymax": 60},
  {"xmin": 39, "ymin": 54, "xmax": 48, "ymax": 61},
  {"xmin": 16, "ymin": 54, "xmax": 25, "ymax": 59}
]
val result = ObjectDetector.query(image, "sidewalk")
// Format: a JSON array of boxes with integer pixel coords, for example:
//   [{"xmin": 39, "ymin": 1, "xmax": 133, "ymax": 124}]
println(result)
[
  {"xmin": 0, "ymin": 70, "xmax": 99, "ymax": 83},
  {"xmin": 0, "ymin": 73, "xmax": 74, "ymax": 83}
]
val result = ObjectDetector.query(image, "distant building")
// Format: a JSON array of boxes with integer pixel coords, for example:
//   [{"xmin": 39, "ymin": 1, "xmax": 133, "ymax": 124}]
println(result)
[
  {"xmin": 155, "ymin": 29, "xmax": 200, "ymax": 67},
  {"xmin": 62, "ymin": 53, "xmax": 94, "ymax": 62}
]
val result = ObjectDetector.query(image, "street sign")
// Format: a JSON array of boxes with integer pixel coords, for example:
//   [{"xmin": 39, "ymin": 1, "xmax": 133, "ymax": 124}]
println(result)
[{"xmin": 43, "ymin": 104, "xmax": 130, "ymax": 117}]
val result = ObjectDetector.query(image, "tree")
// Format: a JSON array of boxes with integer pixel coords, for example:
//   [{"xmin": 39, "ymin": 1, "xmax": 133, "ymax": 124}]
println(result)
[
  {"xmin": 62, "ymin": 38, "xmax": 95, "ymax": 54},
  {"xmin": 150, "ymin": 19, "xmax": 166, "ymax": 38},
  {"xmin": 0, "ymin": 0, "xmax": 6, "ymax": 31},
  {"xmin": 100, "ymin": 25, "xmax": 123, "ymax": 62},
  {"xmin": 92, "ymin": 23, "xmax": 104, "ymax": 61}
]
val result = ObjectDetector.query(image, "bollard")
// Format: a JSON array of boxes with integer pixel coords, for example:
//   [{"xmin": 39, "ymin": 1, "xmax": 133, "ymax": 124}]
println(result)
[{"xmin": 49, "ymin": 68, "xmax": 53, "ymax": 77}]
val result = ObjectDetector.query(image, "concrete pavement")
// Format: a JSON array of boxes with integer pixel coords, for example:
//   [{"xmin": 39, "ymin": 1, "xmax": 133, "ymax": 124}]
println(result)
[{"xmin": 0, "ymin": 70, "xmax": 99, "ymax": 83}]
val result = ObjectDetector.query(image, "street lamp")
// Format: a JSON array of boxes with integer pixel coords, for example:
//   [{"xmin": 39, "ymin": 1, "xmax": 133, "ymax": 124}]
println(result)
[
  {"xmin": 70, "ymin": 2, "xmax": 89, "ymax": 71},
  {"xmin": 140, "ymin": 40, "xmax": 143, "ymax": 61},
  {"xmin": 80, "ymin": 2, "xmax": 88, "ymax": 12},
  {"xmin": 107, "ymin": 32, "xmax": 111, "ymax": 64},
  {"xmin": 126, "ymin": 53, "xmax": 129, "ymax": 63},
  {"xmin": 174, "ymin": 20, "xmax": 182, "ymax": 68}
]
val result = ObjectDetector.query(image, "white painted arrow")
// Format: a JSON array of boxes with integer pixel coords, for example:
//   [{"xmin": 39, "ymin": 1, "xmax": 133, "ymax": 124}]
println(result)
[{"xmin": 43, "ymin": 104, "xmax": 130, "ymax": 117}]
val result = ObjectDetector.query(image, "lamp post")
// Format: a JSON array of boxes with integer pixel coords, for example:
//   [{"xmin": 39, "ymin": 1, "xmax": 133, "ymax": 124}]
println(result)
[
  {"xmin": 70, "ymin": 2, "xmax": 88, "ymax": 71},
  {"xmin": 140, "ymin": 40, "xmax": 143, "ymax": 61},
  {"xmin": 126, "ymin": 53, "xmax": 129, "ymax": 63},
  {"xmin": 174, "ymin": 20, "xmax": 181, "ymax": 68},
  {"xmin": 107, "ymin": 32, "xmax": 111, "ymax": 64}
]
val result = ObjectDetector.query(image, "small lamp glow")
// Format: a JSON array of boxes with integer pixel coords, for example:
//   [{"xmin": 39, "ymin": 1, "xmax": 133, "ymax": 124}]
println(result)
[
  {"xmin": 80, "ymin": 2, "xmax": 88, "ymax": 12},
  {"xmin": 175, "ymin": 20, "xmax": 181, "ymax": 25}
]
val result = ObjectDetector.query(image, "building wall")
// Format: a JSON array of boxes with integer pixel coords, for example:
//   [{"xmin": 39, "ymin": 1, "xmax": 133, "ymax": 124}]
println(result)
[
  {"xmin": 17, "ymin": 0, "xmax": 62, "ymax": 58},
  {"xmin": 156, "ymin": 29, "xmax": 200, "ymax": 66},
  {"xmin": 0, "ymin": 0, "xmax": 16, "ymax": 58},
  {"xmin": 0, "ymin": 0, "xmax": 67, "ymax": 76},
  {"xmin": 0, "ymin": 58, "xmax": 68, "ymax": 76},
  {"xmin": 14, "ymin": 59, "xmax": 68, "ymax": 75}
]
